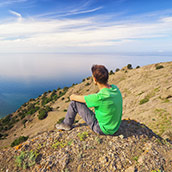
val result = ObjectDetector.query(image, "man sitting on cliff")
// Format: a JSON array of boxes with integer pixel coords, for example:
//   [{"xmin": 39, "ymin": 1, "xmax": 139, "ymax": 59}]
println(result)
[{"xmin": 56, "ymin": 65, "xmax": 123, "ymax": 135}]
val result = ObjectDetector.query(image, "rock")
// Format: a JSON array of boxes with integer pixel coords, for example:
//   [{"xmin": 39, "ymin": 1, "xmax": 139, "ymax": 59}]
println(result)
[
  {"xmin": 119, "ymin": 134, "xmax": 124, "ymax": 139},
  {"xmin": 125, "ymin": 166, "xmax": 135, "ymax": 172},
  {"xmin": 77, "ymin": 164, "xmax": 82, "ymax": 172}
]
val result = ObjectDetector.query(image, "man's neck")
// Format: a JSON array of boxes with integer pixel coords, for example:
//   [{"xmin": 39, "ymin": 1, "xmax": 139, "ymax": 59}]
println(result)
[{"xmin": 97, "ymin": 83, "xmax": 111, "ymax": 90}]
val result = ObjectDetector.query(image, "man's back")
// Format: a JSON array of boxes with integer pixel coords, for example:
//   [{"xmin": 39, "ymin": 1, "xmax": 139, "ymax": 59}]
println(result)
[{"xmin": 84, "ymin": 84, "xmax": 123, "ymax": 135}]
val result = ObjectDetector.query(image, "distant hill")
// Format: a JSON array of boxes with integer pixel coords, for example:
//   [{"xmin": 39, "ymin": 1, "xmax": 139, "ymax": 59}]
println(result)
[{"xmin": 0, "ymin": 61, "xmax": 172, "ymax": 171}]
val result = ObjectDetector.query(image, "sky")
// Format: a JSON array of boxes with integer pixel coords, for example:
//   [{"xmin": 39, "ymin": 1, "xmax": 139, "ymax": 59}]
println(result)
[{"xmin": 0, "ymin": 0, "xmax": 172, "ymax": 81}]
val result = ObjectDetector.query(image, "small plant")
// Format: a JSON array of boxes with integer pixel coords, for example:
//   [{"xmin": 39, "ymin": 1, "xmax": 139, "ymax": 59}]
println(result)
[
  {"xmin": 52, "ymin": 140, "xmax": 67, "ymax": 149},
  {"xmin": 22, "ymin": 119, "xmax": 27, "ymax": 128},
  {"xmin": 38, "ymin": 109, "xmax": 47, "ymax": 120},
  {"xmin": 52, "ymin": 139, "xmax": 72, "ymax": 149},
  {"xmin": 136, "ymin": 66, "xmax": 140, "ymax": 69},
  {"xmin": 56, "ymin": 117, "xmax": 65, "ymax": 124},
  {"xmin": 156, "ymin": 65, "xmax": 164, "ymax": 70},
  {"xmin": 29, "ymin": 98, "xmax": 35, "ymax": 102},
  {"xmin": 74, "ymin": 120, "xmax": 79, "ymax": 124},
  {"xmin": 133, "ymin": 156, "xmax": 138, "ymax": 162},
  {"xmin": 38, "ymin": 106, "xmax": 52, "ymax": 120},
  {"xmin": 72, "ymin": 83, "xmax": 77, "ymax": 86},
  {"xmin": 63, "ymin": 109, "xmax": 67, "ymax": 112},
  {"xmin": 0, "ymin": 133, "xmax": 8, "ymax": 140},
  {"xmin": 85, "ymin": 82, "xmax": 90, "ymax": 86},
  {"xmin": 15, "ymin": 150, "xmax": 39, "ymax": 169},
  {"xmin": 95, "ymin": 136, "xmax": 103, "ymax": 144},
  {"xmin": 127, "ymin": 64, "xmax": 133, "ymax": 69},
  {"xmin": 82, "ymin": 79, "xmax": 85, "ymax": 82},
  {"xmin": 139, "ymin": 97, "xmax": 149, "ymax": 105},
  {"xmin": 115, "ymin": 68, "xmax": 120, "ymax": 72},
  {"xmin": 165, "ymin": 131, "xmax": 172, "ymax": 140},
  {"xmin": 77, "ymin": 132, "xmax": 88, "ymax": 141},
  {"xmin": 11, "ymin": 136, "xmax": 29, "ymax": 147},
  {"xmin": 109, "ymin": 70, "xmax": 114, "ymax": 75},
  {"xmin": 65, "ymin": 97, "xmax": 70, "ymax": 103}
]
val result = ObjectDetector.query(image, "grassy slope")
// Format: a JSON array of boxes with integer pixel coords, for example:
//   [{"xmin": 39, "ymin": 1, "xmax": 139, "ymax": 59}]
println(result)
[{"xmin": 0, "ymin": 61, "xmax": 172, "ymax": 148}]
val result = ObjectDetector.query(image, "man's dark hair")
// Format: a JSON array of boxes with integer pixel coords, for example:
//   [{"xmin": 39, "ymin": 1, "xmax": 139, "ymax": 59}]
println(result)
[{"xmin": 91, "ymin": 65, "xmax": 109, "ymax": 84}]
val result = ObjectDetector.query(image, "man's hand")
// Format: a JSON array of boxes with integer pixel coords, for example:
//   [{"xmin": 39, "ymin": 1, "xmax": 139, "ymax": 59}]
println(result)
[
  {"xmin": 70, "ymin": 94, "xmax": 86, "ymax": 103},
  {"xmin": 70, "ymin": 94, "xmax": 75, "ymax": 101}
]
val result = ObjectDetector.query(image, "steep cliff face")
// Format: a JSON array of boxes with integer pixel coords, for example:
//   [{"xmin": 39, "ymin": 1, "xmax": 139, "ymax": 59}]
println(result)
[{"xmin": 0, "ymin": 61, "xmax": 172, "ymax": 171}]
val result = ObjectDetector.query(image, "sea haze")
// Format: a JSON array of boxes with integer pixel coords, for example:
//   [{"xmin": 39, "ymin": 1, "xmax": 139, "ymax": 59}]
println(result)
[{"xmin": 0, "ymin": 53, "xmax": 171, "ymax": 118}]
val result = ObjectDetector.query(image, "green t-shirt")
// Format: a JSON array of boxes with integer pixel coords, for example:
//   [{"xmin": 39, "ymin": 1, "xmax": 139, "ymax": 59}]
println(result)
[{"xmin": 84, "ymin": 84, "xmax": 123, "ymax": 135}]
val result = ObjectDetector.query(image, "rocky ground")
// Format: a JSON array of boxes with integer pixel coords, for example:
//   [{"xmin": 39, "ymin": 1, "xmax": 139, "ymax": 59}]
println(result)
[{"xmin": 0, "ymin": 119, "xmax": 172, "ymax": 172}]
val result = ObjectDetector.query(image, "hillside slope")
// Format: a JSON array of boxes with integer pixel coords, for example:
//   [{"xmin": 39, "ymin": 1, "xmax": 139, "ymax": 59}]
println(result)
[{"xmin": 0, "ymin": 61, "xmax": 172, "ymax": 171}]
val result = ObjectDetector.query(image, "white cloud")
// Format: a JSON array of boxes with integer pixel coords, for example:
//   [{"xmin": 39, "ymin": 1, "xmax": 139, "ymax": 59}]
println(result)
[
  {"xmin": 35, "ymin": 6, "xmax": 103, "ymax": 19},
  {"xmin": 9, "ymin": 10, "xmax": 22, "ymax": 18},
  {"xmin": 9, "ymin": 10, "xmax": 22, "ymax": 21},
  {"xmin": 0, "ymin": 0, "xmax": 27, "ymax": 7},
  {"xmin": 0, "ymin": 12, "xmax": 172, "ymax": 53}
]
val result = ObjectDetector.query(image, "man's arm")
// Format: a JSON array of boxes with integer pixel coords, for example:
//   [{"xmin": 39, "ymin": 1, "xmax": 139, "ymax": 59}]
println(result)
[{"xmin": 70, "ymin": 94, "xmax": 86, "ymax": 103}]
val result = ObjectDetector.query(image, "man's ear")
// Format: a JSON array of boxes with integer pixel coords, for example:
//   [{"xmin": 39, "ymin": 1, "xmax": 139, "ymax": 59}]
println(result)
[{"xmin": 92, "ymin": 76, "xmax": 97, "ymax": 85}]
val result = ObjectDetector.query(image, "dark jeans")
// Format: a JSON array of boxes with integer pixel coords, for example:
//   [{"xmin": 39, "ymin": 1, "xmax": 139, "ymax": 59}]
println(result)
[{"xmin": 64, "ymin": 101, "xmax": 104, "ymax": 135}]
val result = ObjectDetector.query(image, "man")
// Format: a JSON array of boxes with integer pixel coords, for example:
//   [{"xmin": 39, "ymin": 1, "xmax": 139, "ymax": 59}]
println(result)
[{"xmin": 56, "ymin": 65, "xmax": 123, "ymax": 135}]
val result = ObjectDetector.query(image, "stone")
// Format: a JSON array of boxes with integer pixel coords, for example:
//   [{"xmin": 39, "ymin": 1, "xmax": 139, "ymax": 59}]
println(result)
[{"xmin": 125, "ymin": 166, "xmax": 135, "ymax": 172}]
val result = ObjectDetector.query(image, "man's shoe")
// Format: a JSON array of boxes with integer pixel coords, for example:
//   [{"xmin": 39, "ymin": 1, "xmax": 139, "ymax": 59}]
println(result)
[{"xmin": 55, "ymin": 123, "xmax": 72, "ymax": 131}]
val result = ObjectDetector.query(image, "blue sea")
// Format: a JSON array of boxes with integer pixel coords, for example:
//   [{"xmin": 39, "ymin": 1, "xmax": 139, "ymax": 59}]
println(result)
[
  {"xmin": 0, "ymin": 76, "xmax": 84, "ymax": 119},
  {"xmin": 0, "ymin": 53, "xmax": 171, "ymax": 119}
]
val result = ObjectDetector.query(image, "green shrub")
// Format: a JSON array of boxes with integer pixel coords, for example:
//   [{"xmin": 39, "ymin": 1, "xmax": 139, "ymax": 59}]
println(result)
[
  {"xmin": 0, "ymin": 114, "xmax": 19, "ymax": 132},
  {"xmin": 156, "ymin": 65, "xmax": 164, "ymax": 70},
  {"xmin": 140, "ymin": 97, "xmax": 149, "ymax": 105},
  {"xmin": 38, "ymin": 106, "xmax": 52, "ymax": 120},
  {"xmin": 38, "ymin": 109, "xmax": 47, "ymax": 120},
  {"xmin": 0, "ymin": 133, "xmax": 8, "ymax": 140},
  {"xmin": 85, "ymin": 82, "xmax": 90, "ymax": 86},
  {"xmin": 65, "ymin": 97, "xmax": 70, "ymax": 103},
  {"xmin": 56, "ymin": 117, "xmax": 65, "ymax": 124},
  {"xmin": 41, "ymin": 97, "xmax": 51, "ymax": 106},
  {"xmin": 22, "ymin": 103, "xmax": 27, "ymax": 107},
  {"xmin": 72, "ymin": 83, "xmax": 77, "ymax": 86},
  {"xmin": 22, "ymin": 119, "xmax": 27, "ymax": 125},
  {"xmin": 57, "ymin": 87, "xmax": 61, "ymax": 91},
  {"xmin": 27, "ymin": 106, "xmax": 40, "ymax": 115},
  {"xmin": 63, "ymin": 109, "xmax": 67, "ymax": 112},
  {"xmin": 29, "ymin": 98, "xmax": 35, "ymax": 102},
  {"xmin": 11, "ymin": 136, "xmax": 29, "ymax": 147},
  {"xmin": 19, "ymin": 113, "xmax": 26, "ymax": 120},
  {"xmin": 0, "ymin": 126, "xmax": 3, "ymax": 132},
  {"xmin": 63, "ymin": 87, "xmax": 69, "ymax": 92},
  {"xmin": 82, "ymin": 79, "xmax": 85, "ymax": 82},
  {"xmin": 115, "ymin": 68, "xmax": 120, "ymax": 72},
  {"xmin": 45, "ymin": 105, "xmax": 52, "ymax": 112},
  {"xmin": 57, "ymin": 87, "xmax": 69, "ymax": 98},
  {"xmin": 78, "ymin": 132, "xmax": 88, "ymax": 141},
  {"xmin": 136, "ymin": 66, "xmax": 140, "ymax": 69},
  {"xmin": 1, "ymin": 114, "xmax": 12, "ymax": 125},
  {"xmin": 127, "ymin": 64, "xmax": 133, "ymax": 69},
  {"xmin": 109, "ymin": 70, "xmax": 114, "ymax": 75},
  {"xmin": 15, "ymin": 150, "xmax": 39, "ymax": 169}
]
